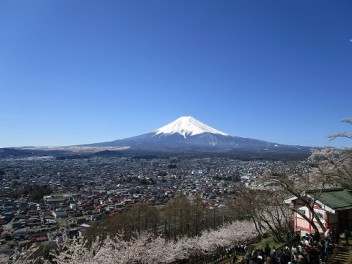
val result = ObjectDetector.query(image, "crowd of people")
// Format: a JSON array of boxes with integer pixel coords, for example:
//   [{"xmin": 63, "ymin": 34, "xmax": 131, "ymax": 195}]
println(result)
[{"xmin": 232, "ymin": 229, "xmax": 350, "ymax": 264}]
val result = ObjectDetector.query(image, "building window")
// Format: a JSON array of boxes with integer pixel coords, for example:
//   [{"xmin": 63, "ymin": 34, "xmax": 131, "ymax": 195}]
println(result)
[
  {"xmin": 297, "ymin": 209, "xmax": 305, "ymax": 216},
  {"xmin": 314, "ymin": 211, "xmax": 324, "ymax": 220}
]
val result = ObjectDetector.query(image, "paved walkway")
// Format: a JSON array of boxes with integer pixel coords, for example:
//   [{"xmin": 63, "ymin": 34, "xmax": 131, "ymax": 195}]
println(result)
[{"xmin": 328, "ymin": 242, "xmax": 352, "ymax": 264}]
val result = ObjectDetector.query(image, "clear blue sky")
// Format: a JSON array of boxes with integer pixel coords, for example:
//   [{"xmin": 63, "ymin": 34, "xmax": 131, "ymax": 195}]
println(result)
[{"xmin": 1, "ymin": 0, "xmax": 351, "ymax": 148}]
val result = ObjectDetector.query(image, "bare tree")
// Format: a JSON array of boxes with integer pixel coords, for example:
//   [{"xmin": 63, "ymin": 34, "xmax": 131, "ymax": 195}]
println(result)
[
  {"xmin": 309, "ymin": 148, "xmax": 352, "ymax": 189},
  {"xmin": 230, "ymin": 187, "xmax": 291, "ymax": 242},
  {"xmin": 264, "ymin": 117, "xmax": 352, "ymax": 234},
  {"xmin": 270, "ymin": 173, "xmax": 327, "ymax": 233},
  {"xmin": 308, "ymin": 117, "xmax": 352, "ymax": 189},
  {"xmin": 327, "ymin": 117, "xmax": 352, "ymax": 141}
]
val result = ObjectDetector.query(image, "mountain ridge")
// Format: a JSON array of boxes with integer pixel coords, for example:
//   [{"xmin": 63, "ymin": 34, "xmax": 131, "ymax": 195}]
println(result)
[
  {"xmin": 87, "ymin": 116, "xmax": 312, "ymax": 154},
  {"xmin": 0, "ymin": 116, "xmax": 314, "ymax": 159}
]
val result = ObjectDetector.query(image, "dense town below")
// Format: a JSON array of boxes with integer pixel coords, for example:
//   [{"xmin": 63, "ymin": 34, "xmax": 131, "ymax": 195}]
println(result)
[{"xmin": 0, "ymin": 155, "xmax": 309, "ymax": 258}]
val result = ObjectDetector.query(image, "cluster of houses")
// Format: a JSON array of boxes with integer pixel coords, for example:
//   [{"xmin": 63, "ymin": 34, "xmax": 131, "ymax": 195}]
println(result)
[{"xmin": 0, "ymin": 155, "xmax": 322, "ymax": 258}]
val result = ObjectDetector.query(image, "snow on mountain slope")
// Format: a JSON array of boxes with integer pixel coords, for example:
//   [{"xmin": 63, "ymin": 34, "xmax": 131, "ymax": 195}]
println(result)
[{"xmin": 154, "ymin": 116, "xmax": 229, "ymax": 138}]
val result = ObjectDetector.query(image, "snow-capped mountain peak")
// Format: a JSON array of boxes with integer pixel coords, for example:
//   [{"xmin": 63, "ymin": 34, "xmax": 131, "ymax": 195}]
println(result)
[{"xmin": 154, "ymin": 116, "xmax": 229, "ymax": 138}]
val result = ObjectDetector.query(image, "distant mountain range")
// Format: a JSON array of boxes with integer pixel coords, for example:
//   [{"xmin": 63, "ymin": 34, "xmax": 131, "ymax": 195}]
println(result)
[
  {"xmin": 87, "ymin": 116, "xmax": 313, "ymax": 153},
  {"xmin": 0, "ymin": 116, "xmax": 314, "ymax": 159}
]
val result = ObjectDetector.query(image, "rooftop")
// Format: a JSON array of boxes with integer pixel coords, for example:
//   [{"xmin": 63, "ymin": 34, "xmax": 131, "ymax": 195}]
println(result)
[{"xmin": 309, "ymin": 188, "xmax": 352, "ymax": 212}]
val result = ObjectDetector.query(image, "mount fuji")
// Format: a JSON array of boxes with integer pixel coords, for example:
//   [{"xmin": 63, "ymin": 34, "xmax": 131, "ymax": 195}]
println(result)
[
  {"xmin": 154, "ymin": 116, "xmax": 229, "ymax": 138},
  {"xmin": 0, "ymin": 116, "xmax": 313, "ymax": 159},
  {"xmin": 89, "ymin": 116, "xmax": 312, "ymax": 154}
]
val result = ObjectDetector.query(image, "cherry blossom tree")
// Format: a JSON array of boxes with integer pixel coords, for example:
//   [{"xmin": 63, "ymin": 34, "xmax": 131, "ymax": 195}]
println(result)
[{"xmin": 42, "ymin": 220, "xmax": 257, "ymax": 264}]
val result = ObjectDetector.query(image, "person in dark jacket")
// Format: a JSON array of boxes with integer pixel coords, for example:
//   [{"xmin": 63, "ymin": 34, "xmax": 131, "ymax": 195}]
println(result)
[{"xmin": 265, "ymin": 244, "xmax": 271, "ymax": 259}]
